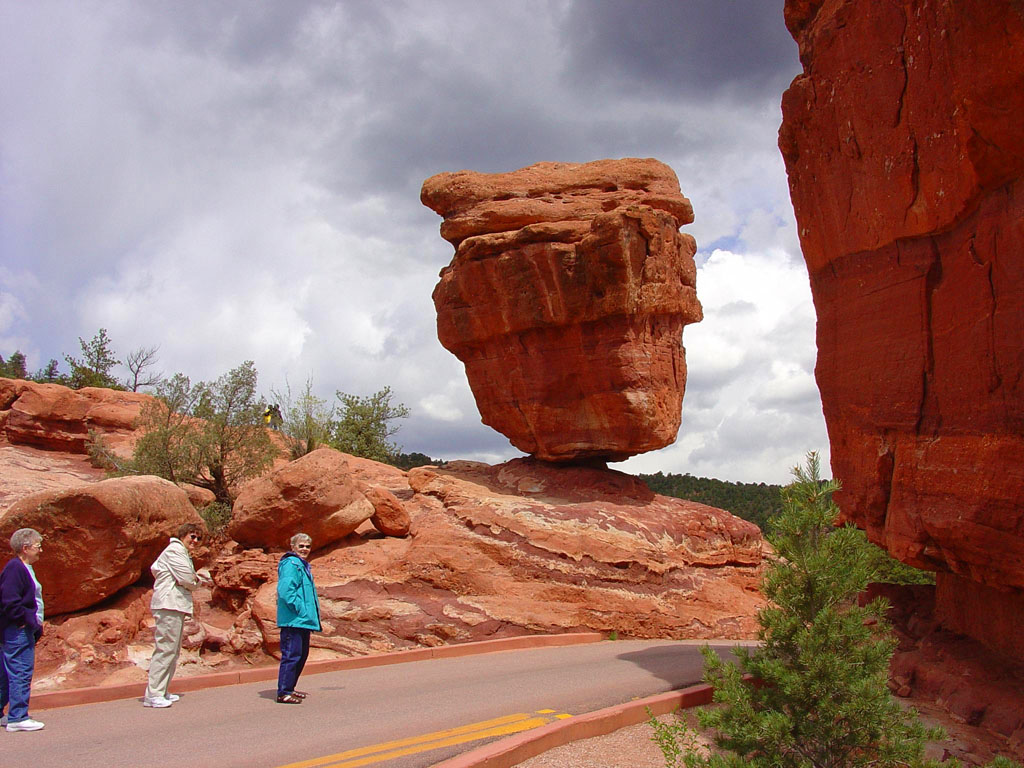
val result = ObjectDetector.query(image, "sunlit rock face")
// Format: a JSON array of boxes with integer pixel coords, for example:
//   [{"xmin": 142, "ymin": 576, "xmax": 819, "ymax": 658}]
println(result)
[
  {"xmin": 422, "ymin": 158, "xmax": 702, "ymax": 463},
  {"xmin": 780, "ymin": 0, "xmax": 1024, "ymax": 658}
]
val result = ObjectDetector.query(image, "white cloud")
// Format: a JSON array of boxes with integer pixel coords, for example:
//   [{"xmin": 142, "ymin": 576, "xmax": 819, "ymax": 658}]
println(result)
[
  {"xmin": 0, "ymin": 1, "xmax": 825, "ymax": 484},
  {"xmin": 616, "ymin": 247, "xmax": 829, "ymax": 484}
]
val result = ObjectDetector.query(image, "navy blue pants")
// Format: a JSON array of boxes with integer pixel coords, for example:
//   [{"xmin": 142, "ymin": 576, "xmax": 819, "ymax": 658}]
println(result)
[
  {"xmin": 277, "ymin": 627, "xmax": 310, "ymax": 697},
  {"xmin": 1, "ymin": 625, "xmax": 35, "ymax": 723}
]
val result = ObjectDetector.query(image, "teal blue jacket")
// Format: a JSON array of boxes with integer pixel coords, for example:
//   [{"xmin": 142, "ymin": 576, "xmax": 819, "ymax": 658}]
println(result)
[{"xmin": 276, "ymin": 552, "xmax": 322, "ymax": 631}]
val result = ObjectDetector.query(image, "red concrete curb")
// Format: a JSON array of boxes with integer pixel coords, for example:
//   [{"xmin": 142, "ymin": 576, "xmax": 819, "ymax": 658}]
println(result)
[
  {"xmin": 431, "ymin": 683, "xmax": 715, "ymax": 768},
  {"xmin": 32, "ymin": 631, "xmax": 604, "ymax": 711}
]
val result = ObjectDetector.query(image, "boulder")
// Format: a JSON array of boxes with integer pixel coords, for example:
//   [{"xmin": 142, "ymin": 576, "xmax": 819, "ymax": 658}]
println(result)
[
  {"xmin": 0, "ymin": 475, "xmax": 203, "ymax": 615},
  {"xmin": 363, "ymin": 485, "xmax": 411, "ymax": 537},
  {"xmin": 779, "ymin": 0, "xmax": 1024, "ymax": 659},
  {"xmin": 227, "ymin": 447, "xmax": 374, "ymax": 549},
  {"xmin": 1, "ymin": 377, "xmax": 150, "ymax": 454},
  {"xmin": 182, "ymin": 483, "xmax": 216, "ymax": 510},
  {"xmin": 422, "ymin": 158, "xmax": 702, "ymax": 462},
  {"xmin": 0, "ymin": 443, "xmax": 105, "ymax": 510},
  {"xmin": 208, "ymin": 549, "xmax": 278, "ymax": 612}
]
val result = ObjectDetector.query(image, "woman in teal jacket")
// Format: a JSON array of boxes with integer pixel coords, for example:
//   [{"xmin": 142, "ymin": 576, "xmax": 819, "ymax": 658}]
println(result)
[{"xmin": 276, "ymin": 533, "xmax": 321, "ymax": 704}]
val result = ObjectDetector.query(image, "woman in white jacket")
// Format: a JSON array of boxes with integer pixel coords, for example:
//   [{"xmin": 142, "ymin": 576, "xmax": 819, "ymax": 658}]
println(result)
[{"xmin": 143, "ymin": 523, "xmax": 210, "ymax": 708}]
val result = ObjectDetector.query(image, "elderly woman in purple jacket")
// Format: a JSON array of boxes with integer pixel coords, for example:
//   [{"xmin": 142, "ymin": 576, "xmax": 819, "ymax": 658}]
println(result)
[{"xmin": 0, "ymin": 528, "xmax": 45, "ymax": 732}]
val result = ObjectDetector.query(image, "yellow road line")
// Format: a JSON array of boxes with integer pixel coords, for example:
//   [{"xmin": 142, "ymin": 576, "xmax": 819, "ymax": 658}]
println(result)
[{"xmin": 276, "ymin": 712, "xmax": 553, "ymax": 768}]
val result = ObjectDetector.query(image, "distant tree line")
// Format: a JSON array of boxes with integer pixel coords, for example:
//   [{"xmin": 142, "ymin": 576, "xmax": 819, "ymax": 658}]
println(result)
[
  {"xmin": 639, "ymin": 471, "xmax": 784, "ymax": 531},
  {"xmin": 640, "ymin": 467, "xmax": 933, "ymax": 585}
]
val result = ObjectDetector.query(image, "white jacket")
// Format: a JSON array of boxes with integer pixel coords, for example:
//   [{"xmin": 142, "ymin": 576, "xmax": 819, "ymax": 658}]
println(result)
[{"xmin": 150, "ymin": 538, "xmax": 200, "ymax": 614}]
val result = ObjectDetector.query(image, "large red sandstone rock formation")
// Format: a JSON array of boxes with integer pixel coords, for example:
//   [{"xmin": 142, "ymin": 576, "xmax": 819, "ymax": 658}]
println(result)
[
  {"xmin": 228, "ymin": 447, "xmax": 375, "ymax": 548},
  {"xmin": 0, "ymin": 475, "xmax": 203, "ymax": 614},
  {"xmin": 422, "ymin": 159, "xmax": 702, "ymax": 462},
  {"xmin": 779, "ymin": 0, "xmax": 1024, "ymax": 659},
  {"xmin": 249, "ymin": 458, "xmax": 764, "ymax": 655}
]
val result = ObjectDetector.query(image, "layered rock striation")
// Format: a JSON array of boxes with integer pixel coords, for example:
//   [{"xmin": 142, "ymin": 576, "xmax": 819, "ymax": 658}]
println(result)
[
  {"xmin": 779, "ymin": 0, "xmax": 1024, "ymax": 658},
  {"xmin": 422, "ymin": 159, "xmax": 702, "ymax": 462},
  {"xmin": 250, "ymin": 458, "xmax": 764, "ymax": 655}
]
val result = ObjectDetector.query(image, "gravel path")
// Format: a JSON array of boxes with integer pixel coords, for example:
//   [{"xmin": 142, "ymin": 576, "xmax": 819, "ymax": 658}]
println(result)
[{"xmin": 514, "ymin": 701, "xmax": 1017, "ymax": 767}]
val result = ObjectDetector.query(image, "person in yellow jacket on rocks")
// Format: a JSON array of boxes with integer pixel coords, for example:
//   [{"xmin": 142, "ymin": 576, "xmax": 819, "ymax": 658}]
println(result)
[
  {"xmin": 276, "ymin": 533, "xmax": 321, "ymax": 704},
  {"xmin": 143, "ymin": 523, "xmax": 211, "ymax": 708}
]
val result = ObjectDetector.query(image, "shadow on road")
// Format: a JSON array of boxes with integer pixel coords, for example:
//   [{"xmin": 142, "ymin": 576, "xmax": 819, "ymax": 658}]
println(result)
[{"xmin": 616, "ymin": 642, "xmax": 747, "ymax": 689}]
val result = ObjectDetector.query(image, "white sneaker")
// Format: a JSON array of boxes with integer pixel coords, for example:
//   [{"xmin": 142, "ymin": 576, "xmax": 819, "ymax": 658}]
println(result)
[
  {"xmin": 165, "ymin": 693, "xmax": 180, "ymax": 702},
  {"xmin": 143, "ymin": 697, "xmax": 173, "ymax": 708},
  {"xmin": 0, "ymin": 714, "xmax": 7, "ymax": 727},
  {"xmin": 6, "ymin": 718, "xmax": 45, "ymax": 732}
]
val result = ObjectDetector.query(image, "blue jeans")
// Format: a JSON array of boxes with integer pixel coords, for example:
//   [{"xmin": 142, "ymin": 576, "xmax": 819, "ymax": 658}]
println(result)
[
  {"xmin": 277, "ymin": 627, "xmax": 310, "ymax": 697},
  {"xmin": 1, "ymin": 625, "xmax": 35, "ymax": 723}
]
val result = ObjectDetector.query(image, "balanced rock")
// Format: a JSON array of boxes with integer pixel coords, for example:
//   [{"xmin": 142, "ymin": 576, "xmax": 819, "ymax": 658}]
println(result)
[
  {"xmin": 0, "ymin": 475, "xmax": 202, "ymax": 615},
  {"xmin": 228, "ymin": 447, "xmax": 374, "ymax": 549},
  {"xmin": 780, "ymin": 0, "xmax": 1024, "ymax": 658},
  {"xmin": 422, "ymin": 158, "xmax": 702, "ymax": 462}
]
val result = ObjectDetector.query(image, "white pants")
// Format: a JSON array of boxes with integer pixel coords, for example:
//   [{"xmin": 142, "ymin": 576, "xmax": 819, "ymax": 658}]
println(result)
[{"xmin": 145, "ymin": 609, "xmax": 185, "ymax": 700}]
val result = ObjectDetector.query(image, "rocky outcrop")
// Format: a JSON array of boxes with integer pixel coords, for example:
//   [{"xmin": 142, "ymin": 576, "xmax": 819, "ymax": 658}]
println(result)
[
  {"xmin": 0, "ymin": 443, "xmax": 105, "ymax": 510},
  {"xmin": 227, "ymin": 447, "xmax": 374, "ymax": 549},
  {"xmin": 0, "ymin": 475, "xmax": 203, "ymax": 615},
  {"xmin": 0, "ymin": 377, "xmax": 149, "ymax": 454},
  {"xmin": 250, "ymin": 458, "xmax": 764, "ymax": 656},
  {"xmin": 868, "ymin": 583, "xmax": 1024, "ymax": 760},
  {"xmin": 363, "ymin": 485, "xmax": 411, "ymax": 537},
  {"xmin": 422, "ymin": 159, "xmax": 702, "ymax": 462},
  {"xmin": 779, "ymin": 0, "xmax": 1024, "ymax": 660}
]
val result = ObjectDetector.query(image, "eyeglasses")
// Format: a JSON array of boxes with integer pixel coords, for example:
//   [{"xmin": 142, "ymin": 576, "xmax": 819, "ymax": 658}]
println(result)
[
  {"xmin": 187, "ymin": 534, "xmax": 203, "ymax": 542},
  {"xmin": 295, "ymin": 544, "xmax": 312, "ymax": 549}
]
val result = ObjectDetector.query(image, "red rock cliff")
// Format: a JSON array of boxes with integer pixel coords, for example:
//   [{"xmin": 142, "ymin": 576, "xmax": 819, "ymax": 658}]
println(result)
[
  {"xmin": 422, "ymin": 158, "xmax": 702, "ymax": 462},
  {"xmin": 779, "ymin": 0, "xmax": 1024, "ymax": 658}
]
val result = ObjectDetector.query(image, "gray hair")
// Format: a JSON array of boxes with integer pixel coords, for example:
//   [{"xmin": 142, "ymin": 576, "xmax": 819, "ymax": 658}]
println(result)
[
  {"xmin": 10, "ymin": 528, "xmax": 42, "ymax": 554},
  {"xmin": 290, "ymin": 533, "xmax": 312, "ymax": 550}
]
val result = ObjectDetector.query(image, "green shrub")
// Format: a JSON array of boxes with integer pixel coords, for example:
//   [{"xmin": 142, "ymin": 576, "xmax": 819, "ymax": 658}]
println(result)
[{"xmin": 198, "ymin": 502, "xmax": 232, "ymax": 535}]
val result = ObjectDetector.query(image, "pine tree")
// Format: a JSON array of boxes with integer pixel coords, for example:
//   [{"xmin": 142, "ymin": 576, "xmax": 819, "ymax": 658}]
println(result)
[
  {"xmin": 0, "ymin": 351, "xmax": 28, "ymax": 379},
  {"xmin": 65, "ymin": 328, "xmax": 122, "ymax": 389},
  {"xmin": 691, "ymin": 452, "xmax": 947, "ymax": 768}
]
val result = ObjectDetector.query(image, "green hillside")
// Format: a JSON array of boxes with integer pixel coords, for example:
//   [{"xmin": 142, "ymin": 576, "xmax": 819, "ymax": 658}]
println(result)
[{"xmin": 639, "ymin": 471, "xmax": 783, "ymax": 531}]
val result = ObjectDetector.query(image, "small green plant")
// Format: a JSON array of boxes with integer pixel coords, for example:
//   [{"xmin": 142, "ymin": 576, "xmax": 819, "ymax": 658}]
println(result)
[
  {"xmin": 198, "ymin": 501, "xmax": 232, "ymax": 535},
  {"xmin": 607, "ymin": 630, "xmax": 619, "ymax": 641},
  {"xmin": 648, "ymin": 708, "xmax": 704, "ymax": 768}
]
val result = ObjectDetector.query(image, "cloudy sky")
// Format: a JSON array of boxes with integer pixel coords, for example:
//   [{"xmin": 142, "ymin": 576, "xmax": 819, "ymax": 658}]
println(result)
[{"xmin": 0, "ymin": 0, "xmax": 828, "ymax": 484}]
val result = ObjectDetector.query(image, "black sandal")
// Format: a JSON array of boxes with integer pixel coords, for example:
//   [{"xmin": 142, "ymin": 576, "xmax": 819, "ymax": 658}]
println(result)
[{"xmin": 276, "ymin": 693, "xmax": 303, "ymax": 704}]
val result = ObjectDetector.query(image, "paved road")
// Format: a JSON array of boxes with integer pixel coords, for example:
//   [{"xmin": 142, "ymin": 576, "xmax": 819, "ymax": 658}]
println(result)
[{"xmin": 5, "ymin": 639, "xmax": 747, "ymax": 768}]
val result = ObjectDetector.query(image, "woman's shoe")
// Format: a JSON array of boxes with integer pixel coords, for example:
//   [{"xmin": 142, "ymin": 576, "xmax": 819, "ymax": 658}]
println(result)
[
  {"xmin": 276, "ymin": 693, "xmax": 303, "ymax": 704},
  {"xmin": 292, "ymin": 691, "xmax": 309, "ymax": 699}
]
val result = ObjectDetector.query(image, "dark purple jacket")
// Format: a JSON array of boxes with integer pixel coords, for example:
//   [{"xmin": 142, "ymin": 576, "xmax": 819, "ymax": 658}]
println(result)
[{"xmin": 0, "ymin": 557, "xmax": 43, "ymax": 638}]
